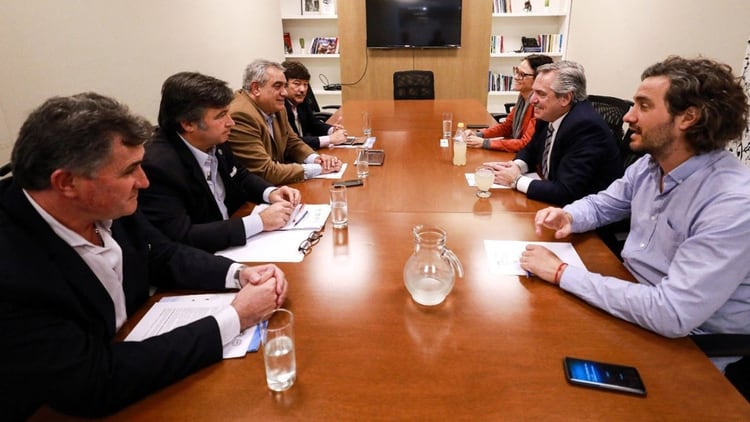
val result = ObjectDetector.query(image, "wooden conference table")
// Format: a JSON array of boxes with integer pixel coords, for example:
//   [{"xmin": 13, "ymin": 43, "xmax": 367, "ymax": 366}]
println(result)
[{"xmin": 35, "ymin": 100, "xmax": 749, "ymax": 420}]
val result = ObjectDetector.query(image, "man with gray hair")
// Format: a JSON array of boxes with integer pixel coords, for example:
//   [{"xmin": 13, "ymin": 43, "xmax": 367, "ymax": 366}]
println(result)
[
  {"xmin": 486, "ymin": 60, "xmax": 623, "ymax": 205},
  {"xmin": 228, "ymin": 59, "xmax": 341, "ymax": 185},
  {"xmin": 0, "ymin": 93, "xmax": 287, "ymax": 418}
]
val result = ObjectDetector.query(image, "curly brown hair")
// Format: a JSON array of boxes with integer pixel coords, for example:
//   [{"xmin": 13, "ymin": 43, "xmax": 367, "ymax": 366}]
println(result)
[{"xmin": 641, "ymin": 56, "xmax": 749, "ymax": 153}]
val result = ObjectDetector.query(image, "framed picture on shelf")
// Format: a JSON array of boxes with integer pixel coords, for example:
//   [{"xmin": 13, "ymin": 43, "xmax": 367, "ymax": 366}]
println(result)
[{"xmin": 302, "ymin": 0, "xmax": 320, "ymax": 15}]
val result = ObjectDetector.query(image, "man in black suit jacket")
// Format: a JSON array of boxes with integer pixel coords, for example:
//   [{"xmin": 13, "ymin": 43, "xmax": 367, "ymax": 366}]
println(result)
[
  {"xmin": 141, "ymin": 72, "xmax": 301, "ymax": 253},
  {"xmin": 0, "ymin": 93, "xmax": 287, "ymax": 419},
  {"xmin": 282, "ymin": 60, "xmax": 347, "ymax": 149},
  {"xmin": 487, "ymin": 61, "xmax": 623, "ymax": 206}
]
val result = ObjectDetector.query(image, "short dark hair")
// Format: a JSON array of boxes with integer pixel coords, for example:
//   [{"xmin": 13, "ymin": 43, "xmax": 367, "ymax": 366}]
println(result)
[
  {"xmin": 157, "ymin": 72, "xmax": 234, "ymax": 134},
  {"xmin": 641, "ymin": 56, "xmax": 749, "ymax": 153},
  {"xmin": 281, "ymin": 60, "xmax": 311, "ymax": 81},
  {"xmin": 525, "ymin": 54, "xmax": 554, "ymax": 75},
  {"xmin": 11, "ymin": 93, "xmax": 152, "ymax": 190}
]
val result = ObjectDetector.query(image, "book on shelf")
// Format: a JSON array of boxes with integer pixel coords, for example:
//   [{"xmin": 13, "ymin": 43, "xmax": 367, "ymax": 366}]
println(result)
[
  {"xmin": 490, "ymin": 35, "xmax": 504, "ymax": 54},
  {"xmin": 283, "ymin": 32, "xmax": 293, "ymax": 55},
  {"xmin": 493, "ymin": 0, "xmax": 512, "ymax": 14},
  {"xmin": 487, "ymin": 70, "xmax": 514, "ymax": 92},
  {"xmin": 310, "ymin": 36, "xmax": 339, "ymax": 54}
]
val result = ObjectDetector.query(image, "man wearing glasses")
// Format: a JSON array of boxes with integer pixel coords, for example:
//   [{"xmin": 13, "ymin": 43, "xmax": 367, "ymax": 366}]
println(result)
[
  {"xmin": 465, "ymin": 54, "xmax": 553, "ymax": 152},
  {"xmin": 484, "ymin": 61, "xmax": 623, "ymax": 206}
]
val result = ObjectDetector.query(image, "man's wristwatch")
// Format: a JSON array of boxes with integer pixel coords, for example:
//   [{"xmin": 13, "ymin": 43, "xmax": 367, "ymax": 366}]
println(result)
[
  {"xmin": 510, "ymin": 174, "xmax": 523, "ymax": 190},
  {"xmin": 233, "ymin": 265, "xmax": 247, "ymax": 287}
]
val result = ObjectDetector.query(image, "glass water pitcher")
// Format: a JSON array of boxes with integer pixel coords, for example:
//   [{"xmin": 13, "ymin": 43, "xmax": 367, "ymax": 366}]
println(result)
[{"xmin": 403, "ymin": 225, "xmax": 464, "ymax": 306}]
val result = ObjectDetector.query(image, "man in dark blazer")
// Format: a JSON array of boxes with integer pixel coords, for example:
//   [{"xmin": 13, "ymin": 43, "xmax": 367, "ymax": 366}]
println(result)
[
  {"xmin": 141, "ymin": 72, "xmax": 301, "ymax": 253},
  {"xmin": 0, "ymin": 93, "xmax": 287, "ymax": 419},
  {"xmin": 487, "ymin": 61, "xmax": 623, "ymax": 206},
  {"xmin": 282, "ymin": 60, "xmax": 347, "ymax": 149}
]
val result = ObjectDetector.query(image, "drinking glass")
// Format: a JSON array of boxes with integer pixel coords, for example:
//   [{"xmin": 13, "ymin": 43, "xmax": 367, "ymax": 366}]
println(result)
[
  {"xmin": 329, "ymin": 185, "xmax": 348, "ymax": 228},
  {"xmin": 261, "ymin": 309, "xmax": 296, "ymax": 392},
  {"xmin": 362, "ymin": 111, "xmax": 372, "ymax": 137},
  {"xmin": 441, "ymin": 112, "xmax": 452, "ymax": 139},
  {"xmin": 356, "ymin": 148, "xmax": 369, "ymax": 178},
  {"xmin": 474, "ymin": 167, "xmax": 494, "ymax": 198}
]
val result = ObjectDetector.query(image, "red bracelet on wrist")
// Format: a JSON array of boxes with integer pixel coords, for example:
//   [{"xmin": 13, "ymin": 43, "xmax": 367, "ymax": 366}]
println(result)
[{"xmin": 553, "ymin": 263, "xmax": 568, "ymax": 285}]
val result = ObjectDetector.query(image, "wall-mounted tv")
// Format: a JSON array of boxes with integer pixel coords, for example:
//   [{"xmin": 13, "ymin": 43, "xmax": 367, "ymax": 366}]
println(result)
[{"xmin": 366, "ymin": 0, "xmax": 462, "ymax": 49}]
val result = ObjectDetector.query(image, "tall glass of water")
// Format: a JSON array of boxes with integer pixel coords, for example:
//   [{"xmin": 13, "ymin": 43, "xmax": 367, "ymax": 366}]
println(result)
[
  {"xmin": 356, "ymin": 147, "xmax": 369, "ymax": 178},
  {"xmin": 362, "ymin": 111, "xmax": 372, "ymax": 137},
  {"xmin": 261, "ymin": 308, "xmax": 296, "ymax": 392},
  {"xmin": 442, "ymin": 112, "xmax": 452, "ymax": 139},
  {"xmin": 329, "ymin": 185, "xmax": 348, "ymax": 228}
]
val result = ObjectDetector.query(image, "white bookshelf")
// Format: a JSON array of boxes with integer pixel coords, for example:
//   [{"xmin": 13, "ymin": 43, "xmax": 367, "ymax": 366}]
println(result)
[
  {"xmin": 280, "ymin": 0, "xmax": 341, "ymax": 106},
  {"xmin": 487, "ymin": 0, "xmax": 571, "ymax": 113}
]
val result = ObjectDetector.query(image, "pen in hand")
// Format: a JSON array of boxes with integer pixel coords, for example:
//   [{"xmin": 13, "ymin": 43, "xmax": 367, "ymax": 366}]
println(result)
[{"xmin": 292, "ymin": 210, "xmax": 309, "ymax": 227}]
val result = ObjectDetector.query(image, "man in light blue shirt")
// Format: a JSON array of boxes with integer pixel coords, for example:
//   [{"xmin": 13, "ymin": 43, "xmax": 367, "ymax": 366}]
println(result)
[{"xmin": 520, "ymin": 57, "xmax": 750, "ymax": 380}]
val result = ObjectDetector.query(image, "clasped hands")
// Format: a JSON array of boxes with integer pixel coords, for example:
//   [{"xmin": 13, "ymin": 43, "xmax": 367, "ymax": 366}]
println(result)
[
  {"xmin": 231, "ymin": 263, "xmax": 288, "ymax": 329},
  {"xmin": 482, "ymin": 161, "xmax": 521, "ymax": 187},
  {"xmin": 315, "ymin": 153, "xmax": 342, "ymax": 173},
  {"xmin": 519, "ymin": 207, "xmax": 574, "ymax": 285}
]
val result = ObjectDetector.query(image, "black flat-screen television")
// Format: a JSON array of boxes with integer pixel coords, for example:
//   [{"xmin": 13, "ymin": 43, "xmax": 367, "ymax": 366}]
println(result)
[{"xmin": 366, "ymin": 0, "xmax": 462, "ymax": 49}]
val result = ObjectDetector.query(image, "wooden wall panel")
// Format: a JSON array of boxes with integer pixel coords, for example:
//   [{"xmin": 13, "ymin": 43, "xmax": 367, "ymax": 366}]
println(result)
[{"xmin": 339, "ymin": 0, "xmax": 491, "ymax": 103}]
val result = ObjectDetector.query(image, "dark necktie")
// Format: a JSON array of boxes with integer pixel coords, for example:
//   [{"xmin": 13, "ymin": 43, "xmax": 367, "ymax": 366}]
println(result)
[{"xmin": 541, "ymin": 125, "xmax": 554, "ymax": 179}]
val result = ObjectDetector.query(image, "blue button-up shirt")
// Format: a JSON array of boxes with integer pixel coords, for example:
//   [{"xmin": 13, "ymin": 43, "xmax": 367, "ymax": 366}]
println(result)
[{"xmin": 561, "ymin": 150, "xmax": 750, "ymax": 343}]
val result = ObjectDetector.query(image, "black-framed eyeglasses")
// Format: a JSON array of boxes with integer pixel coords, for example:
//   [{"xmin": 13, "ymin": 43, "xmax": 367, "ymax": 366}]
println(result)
[
  {"xmin": 298, "ymin": 231, "xmax": 323, "ymax": 256},
  {"xmin": 512, "ymin": 66, "xmax": 535, "ymax": 79}
]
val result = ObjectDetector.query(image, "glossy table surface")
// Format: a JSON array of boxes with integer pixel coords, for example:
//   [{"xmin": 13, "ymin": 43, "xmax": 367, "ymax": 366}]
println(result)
[{"xmin": 34, "ymin": 99, "xmax": 750, "ymax": 420}]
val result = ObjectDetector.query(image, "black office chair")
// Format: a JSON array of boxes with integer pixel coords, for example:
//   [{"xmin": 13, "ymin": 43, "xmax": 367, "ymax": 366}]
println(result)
[
  {"xmin": 490, "ymin": 102, "xmax": 516, "ymax": 123},
  {"xmin": 587, "ymin": 94, "xmax": 633, "ymax": 143},
  {"xmin": 306, "ymin": 89, "xmax": 340, "ymax": 123},
  {"xmin": 0, "ymin": 162, "xmax": 11, "ymax": 178},
  {"xmin": 587, "ymin": 96, "xmax": 636, "ymax": 261},
  {"xmin": 393, "ymin": 70, "xmax": 435, "ymax": 100},
  {"xmin": 692, "ymin": 334, "xmax": 750, "ymax": 402}
]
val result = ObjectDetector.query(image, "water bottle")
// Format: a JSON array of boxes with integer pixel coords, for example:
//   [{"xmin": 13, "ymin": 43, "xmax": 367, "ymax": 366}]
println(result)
[{"xmin": 452, "ymin": 122, "xmax": 467, "ymax": 166}]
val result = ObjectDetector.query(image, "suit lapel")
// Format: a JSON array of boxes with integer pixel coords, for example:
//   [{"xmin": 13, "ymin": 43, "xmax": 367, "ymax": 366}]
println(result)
[
  {"xmin": 1, "ymin": 182, "xmax": 118, "ymax": 335},
  {"xmin": 166, "ymin": 132, "xmax": 225, "ymax": 220}
]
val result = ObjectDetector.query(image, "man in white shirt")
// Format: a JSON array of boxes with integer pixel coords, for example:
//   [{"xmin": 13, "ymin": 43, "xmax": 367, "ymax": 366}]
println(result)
[{"xmin": 0, "ymin": 92, "xmax": 287, "ymax": 418}]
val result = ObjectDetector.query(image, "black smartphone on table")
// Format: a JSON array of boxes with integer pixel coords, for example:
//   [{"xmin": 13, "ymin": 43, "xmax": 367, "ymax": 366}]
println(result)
[
  {"xmin": 563, "ymin": 356, "xmax": 646, "ymax": 396},
  {"xmin": 333, "ymin": 179, "xmax": 364, "ymax": 188}
]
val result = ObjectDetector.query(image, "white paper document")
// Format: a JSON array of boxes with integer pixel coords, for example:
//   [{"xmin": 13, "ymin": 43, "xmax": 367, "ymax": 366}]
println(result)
[
  {"xmin": 124, "ymin": 293, "xmax": 255, "ymax": 359},
  {"xmin": 252, "ymin": 203, "xmax": 331, "ymax": 231},
  {"xmin": 464, "ymin": 172, "xmax": 540, "ymax": 189},
  {"xmin": 215, "ymin": 229, "xmax": 314, "ymax": 262},
  {"xmin": 483, "ymin": 240, "xmax": 586, "ymax": 276},
  {"xmin": 313, "ymin": 163, "xmax": 347, "ymax": 179}
]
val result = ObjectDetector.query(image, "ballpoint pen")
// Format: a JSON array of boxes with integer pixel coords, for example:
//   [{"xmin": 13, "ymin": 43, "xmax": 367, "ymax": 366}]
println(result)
[{"xmin": 293, "ymin": 210, "xmax": 309, "ymax": 227}]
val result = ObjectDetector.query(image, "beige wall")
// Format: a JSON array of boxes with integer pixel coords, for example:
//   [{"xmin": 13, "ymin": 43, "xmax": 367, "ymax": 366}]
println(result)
[
  {"xmin": 0, "ymin": 0, "xmax": 285, "ymax": 163},
  {"xmin": 568, "ymin": 0, "xmax": 750, "ymax": 99},
  {"xmin": 1, "ymin": 0, "xmax": 749, "ymax": 163}
]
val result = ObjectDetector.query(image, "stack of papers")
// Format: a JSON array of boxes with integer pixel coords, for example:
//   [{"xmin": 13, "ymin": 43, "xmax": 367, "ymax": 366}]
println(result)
[
  {"xmin": 215, "ymin": 204, "xmax": 331, "ymax": 262},
  {"xmin": 124, "ymin": 293, "xmax": 262, "ymax": 359}
]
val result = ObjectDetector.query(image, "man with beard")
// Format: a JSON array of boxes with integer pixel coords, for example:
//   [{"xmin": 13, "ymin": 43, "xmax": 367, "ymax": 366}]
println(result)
[{"xmin": 519, "ymin": 56, "xmax": 750, "ymax": 396}]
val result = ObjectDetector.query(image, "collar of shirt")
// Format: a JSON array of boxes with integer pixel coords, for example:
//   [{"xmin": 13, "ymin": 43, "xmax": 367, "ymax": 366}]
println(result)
[
  {"xmin": 22, "ymin": 189, "xmax": 113, "ymax": 248},
  {"xmin": 652, "ymin": 151, "xmax": 717, "ymax": 194},
  {"xmin": 548, "ymin": 112, "xmax": 568, "ymax": 137},
  {"xmin": 178, "ymin": 133, "xmax": 217, "ymax": 178}
]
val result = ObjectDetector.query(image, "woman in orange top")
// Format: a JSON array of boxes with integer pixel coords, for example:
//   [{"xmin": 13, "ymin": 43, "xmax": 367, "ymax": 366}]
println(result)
[{"xmin": 466, "ymin": 54, "xmax": 553, "ymax": 152}]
